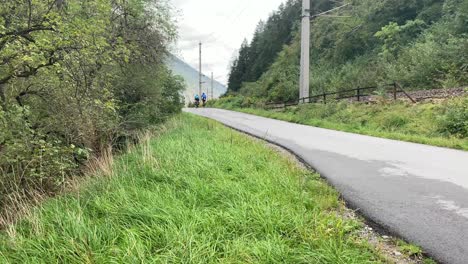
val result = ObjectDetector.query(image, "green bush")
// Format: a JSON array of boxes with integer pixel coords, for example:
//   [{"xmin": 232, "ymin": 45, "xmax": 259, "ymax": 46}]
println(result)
[
  {"xmin": 0, "ymin": 0, "xmax": 182, "ymax": 220},
  {"xmin": 114, "ymin": 65, "xmax": 184, "ymax": 131},
  {"xmin": 208, "ymin": 96, "xmax": 267, "ymax": 110},
  {"xmin": 439, "ymin": 97, "xmax": 468, "ymax": 137},
  {"xmin": 0, "ymin": 106, "xmax": 81, "ymax": 211}
]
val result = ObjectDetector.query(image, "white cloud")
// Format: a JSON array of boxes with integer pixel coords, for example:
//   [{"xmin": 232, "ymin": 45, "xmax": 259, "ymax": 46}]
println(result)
[{"xmin": 171, "ymin": 0, "xmax": 287, "ymax": 85}]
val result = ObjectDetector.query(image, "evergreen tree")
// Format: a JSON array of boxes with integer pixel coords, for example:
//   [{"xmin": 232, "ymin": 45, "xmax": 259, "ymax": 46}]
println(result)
[
  {"xmin": 227, "ymin": 39, "xmax": 250, "ymax": 93},
  {"xmin": 227, "ymin": 0, "xmax": 301, "ymax": 93}
]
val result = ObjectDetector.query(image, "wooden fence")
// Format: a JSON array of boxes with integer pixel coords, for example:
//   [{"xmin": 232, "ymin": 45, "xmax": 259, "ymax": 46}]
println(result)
[{"xmin": 265, "ymin": 82, "xmax": 416, "ymax": 110}]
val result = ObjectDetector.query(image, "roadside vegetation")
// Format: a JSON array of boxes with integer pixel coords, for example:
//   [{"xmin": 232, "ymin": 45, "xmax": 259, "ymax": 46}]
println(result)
[
  {"xmin": 215, "ymin": 0, "xmax": 467, "ymax": 151},
  {"xmin": 208, "ymin": 96, "xmax": 468, "ymax": 151},
  {"xmin": 225, "ymin": 0, "xmax": 467, "ymax": 103},
  {"xmin": 0, "ymin": 0, "xmax": 183, "ymax": 223},
  {"xmin": 0, "ymin": 114, "xmax": 401, "ymax": 263}
]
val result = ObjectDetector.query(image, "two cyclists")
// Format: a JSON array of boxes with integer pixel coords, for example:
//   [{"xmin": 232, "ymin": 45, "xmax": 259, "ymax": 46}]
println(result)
[{"xmin": 194, "ymin": 92, "xmax": 208, "ymax": 108}]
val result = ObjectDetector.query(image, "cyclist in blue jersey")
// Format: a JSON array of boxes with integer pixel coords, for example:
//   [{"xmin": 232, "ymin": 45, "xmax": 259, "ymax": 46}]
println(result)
[{"xmin": 201, "ymin": 92, "xmax": 207, "ymax": 107}]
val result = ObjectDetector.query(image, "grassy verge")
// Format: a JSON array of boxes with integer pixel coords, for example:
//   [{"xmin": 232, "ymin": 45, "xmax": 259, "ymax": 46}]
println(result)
[
  {"xmin": 209, "ymin": 98, "xmax": 468, "ymax": 151},
  {"xmin": 0, "ymin": 114, "xmax": 394, "ymax": 263}
]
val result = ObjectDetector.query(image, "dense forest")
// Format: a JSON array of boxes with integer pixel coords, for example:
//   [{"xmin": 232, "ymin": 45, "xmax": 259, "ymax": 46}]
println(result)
[
  {"xmin": 227, "ymin": 0, "xmax": 468, "ymax": 102},
  {"xmin": 0, "ymin": 0, "xmax": 184, "ymax": 220}
]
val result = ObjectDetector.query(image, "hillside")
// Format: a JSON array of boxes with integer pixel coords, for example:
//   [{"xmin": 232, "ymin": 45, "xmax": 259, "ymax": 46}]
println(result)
[
  {"xmin": 167, "ymin": 55, "xmax": 227, "ymax": 103},
  {"xmin": 227, "ymin": 0, "xmax": 468, "ymax": 102}
]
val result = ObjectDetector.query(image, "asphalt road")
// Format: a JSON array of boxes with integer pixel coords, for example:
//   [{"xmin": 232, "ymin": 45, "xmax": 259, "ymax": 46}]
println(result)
[{"xmin": 184, "ymin": 108, "xmax": 468, "ymax": 264}]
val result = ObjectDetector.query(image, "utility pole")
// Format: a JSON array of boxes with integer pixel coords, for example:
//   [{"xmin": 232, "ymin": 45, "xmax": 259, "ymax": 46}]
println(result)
[
  {"xmin": 199, "ymin": 42, "xmax": 202, "ymax": 96},
  {"xmin": 299, "ymin": 0, "xmax": 310, "ymax": 103},
  {"xmin": 211, "ymin": 72, "xmax": 214, "ymax": 99},
  {"xmin": 299, "ymin": 2, "xmax": 350, "ymax": 103}
]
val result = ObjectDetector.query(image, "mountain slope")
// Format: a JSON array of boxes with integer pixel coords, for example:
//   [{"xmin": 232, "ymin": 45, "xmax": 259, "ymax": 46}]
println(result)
[
  {"xmin": 167, "ymin": 55, "xmax": 227, "ymax": 103},
  {"xmin": 227, "ymin": 0, "xmax": 468, "ymax": 102}
]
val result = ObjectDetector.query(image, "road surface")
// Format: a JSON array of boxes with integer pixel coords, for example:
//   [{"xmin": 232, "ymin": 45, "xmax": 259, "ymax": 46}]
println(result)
[{"xmin": 184, "ymin": 108, "xmax": 468, "ymax": 264}]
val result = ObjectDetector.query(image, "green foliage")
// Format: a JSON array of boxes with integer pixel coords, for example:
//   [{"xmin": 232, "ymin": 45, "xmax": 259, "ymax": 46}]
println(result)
[
  {"xmin": 114, "ymin": 65, "xmax": 184, "ymax": 132},
  {"xmin": 385, "ymin": 21, "xmax": 468, "ymax": 88},
  {"xmin": 250, "ymin": 39, "xmax": 301, "ymax": 102},
  {"xmin": 0, "ymin": 115, "xmax": 383, "ymax": 263},
  {"xmin": 0, "ymin": 106, "xmax": 79, "ymax": 205},
  {"xmin": 208, "ymin": 95, "xmax": 260, "ymax": 109},
  {"xmin": 438, "ymin": 97, "xmax": 468, "ymax": 137},
  {"xmin": 396, "ymin": 240, "xmax": 423, "ymax": 257},
  {"xmin": 227, "ymin": 0, "xmax": 301, "ymax": 93},
  {"xmin": 375, "ymin": 19, "xmax": 426, "ymax": 60},
  {"xmin": 378, "ymin": 114, "xmax": 409, "ymax": 131},
  {"xmin": 0, "ymin": 0, "xmax": 182, "ymax": 217},
  {"xmin": 227, "ymin": 0, "xmax": 467, "ymax": 101}
]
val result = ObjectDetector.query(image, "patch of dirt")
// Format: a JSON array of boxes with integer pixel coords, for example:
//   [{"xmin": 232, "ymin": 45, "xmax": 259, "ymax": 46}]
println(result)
[{"xmin": 341, "ymin": 208, "xmax": 428, "ymax": 264}]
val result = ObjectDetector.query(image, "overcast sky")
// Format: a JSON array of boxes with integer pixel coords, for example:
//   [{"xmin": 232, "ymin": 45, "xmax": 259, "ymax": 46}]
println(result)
[{"xmin": 170, "ymin": 0, "xmax": 287, "ymax": 85}]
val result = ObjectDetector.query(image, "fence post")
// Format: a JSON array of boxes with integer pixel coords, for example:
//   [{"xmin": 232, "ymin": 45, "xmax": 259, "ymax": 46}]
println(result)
[
  {"xmin": 393, "ymin": 82, "xmax": 397, "ymax": 100},
  {"xmin": 396, "ymin": 82, "xmax": 417, "ymax": 103},
  {"xmin": 357, "ymin": 87, "xmax": 361, "ymax": 102},
  {"xmin": 323, "ymin": 94, "xmax": 327, "ymax": 104}
]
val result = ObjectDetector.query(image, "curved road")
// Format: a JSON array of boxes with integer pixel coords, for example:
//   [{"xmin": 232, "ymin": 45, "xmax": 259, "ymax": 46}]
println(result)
[{"xmin": 184, "ymin": 108, "xmax": 468, "ymax": 264}]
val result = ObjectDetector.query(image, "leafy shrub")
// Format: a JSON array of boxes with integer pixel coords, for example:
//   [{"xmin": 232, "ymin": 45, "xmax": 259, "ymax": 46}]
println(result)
[
  {"xmin": 208, "ymin": 96, "xmax": 267, "ymax": 110},
  {"xmin": 114, "ymin": 65, "xmax": 184, "ymax": 131},
  {"xmin": 0, "ymin": 106, "xmax": 81, "ymax": 211},
  {"xmin": 439, "ymin": 97, "xmax": 468, "ymax": 137},
  {"xmin": 0, "ymin": 0, "xmax": 182, "ymax": 221}
]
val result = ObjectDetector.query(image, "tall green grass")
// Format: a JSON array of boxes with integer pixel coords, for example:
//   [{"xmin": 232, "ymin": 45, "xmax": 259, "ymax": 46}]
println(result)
[{"xmin": 0, "ymin": 114, "xmax": 383, "ymax": 263}]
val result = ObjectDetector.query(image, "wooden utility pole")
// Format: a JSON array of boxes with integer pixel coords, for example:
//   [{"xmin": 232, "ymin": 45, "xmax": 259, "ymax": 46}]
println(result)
[
  {"xmin": 199, "ymin": 42, "xmax": 202, "ymax": 96},
  {"xmin": 299, "ymin": 0, "xmax": 310, "ymax": 103}
]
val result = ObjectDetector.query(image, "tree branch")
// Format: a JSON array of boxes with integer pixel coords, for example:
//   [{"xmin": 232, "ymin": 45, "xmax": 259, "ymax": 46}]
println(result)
[
  {"xmin": 16, "ymin": 89, "xmax": 47, "ymax": 107},
  {"xmin": 0, "ymin": 26, "xmax": 55, "ymax": 39},
  {"xmin": 0, "ymin": 53, "xmax": 58, "ymax": 85}
]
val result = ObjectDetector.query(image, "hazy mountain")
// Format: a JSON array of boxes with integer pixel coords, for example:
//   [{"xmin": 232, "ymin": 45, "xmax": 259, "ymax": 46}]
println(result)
[{"xmin": 167, "ymin": 55, "xmax": 227, "ymax": 103}]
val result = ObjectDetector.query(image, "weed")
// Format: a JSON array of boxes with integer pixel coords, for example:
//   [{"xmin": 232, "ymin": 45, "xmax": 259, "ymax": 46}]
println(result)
[
  {"xmin": 397, "ymin": 240, "xmax": 423, "ymax": 257},
  {"xmin": 379, "ymin": 114, "xmax": 409, "ymax": 131}
]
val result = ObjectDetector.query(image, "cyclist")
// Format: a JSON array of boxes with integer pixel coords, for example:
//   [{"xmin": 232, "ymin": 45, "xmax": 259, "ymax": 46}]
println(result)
[
  {"xmin": 194, "ymin": 94, "xmax": 200, "ymax": 108},
  {"xmin": 201, "ymin": 92, "xmax": 207, "ymax": 107}
]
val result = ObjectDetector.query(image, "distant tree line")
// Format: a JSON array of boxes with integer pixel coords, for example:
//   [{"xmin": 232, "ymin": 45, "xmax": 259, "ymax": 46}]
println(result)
[
  {"xmin": 227, "ymin": 0, "xmax": 303, "ymax": 93},
  {"xmin": 0, "ymin": 0, "xmax": 184, "ymax": 218},
  {"xmin": 226, "ymin": 0, "xmax": 468, "ymax": 102}
]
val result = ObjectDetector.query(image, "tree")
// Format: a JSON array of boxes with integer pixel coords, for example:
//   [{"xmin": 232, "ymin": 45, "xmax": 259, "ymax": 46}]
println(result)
[
  {"xmin": 0, "ymin": 0, "xmax": 183, "ymax": 218},
  {"xmin": 226, "ymin": 0, "xmax": 301, "ymax": 94}
]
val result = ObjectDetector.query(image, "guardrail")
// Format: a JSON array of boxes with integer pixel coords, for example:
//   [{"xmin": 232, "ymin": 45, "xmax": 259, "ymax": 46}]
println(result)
[{"xmin": 265, "ymin": 82, "xmax": 416, "ymax": 109}]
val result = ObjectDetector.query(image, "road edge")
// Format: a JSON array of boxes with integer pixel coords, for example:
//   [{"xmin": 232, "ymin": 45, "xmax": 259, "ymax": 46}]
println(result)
[{"xmin": 189, "ymin": 112, "xmax": 438, "ymax": 264}]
